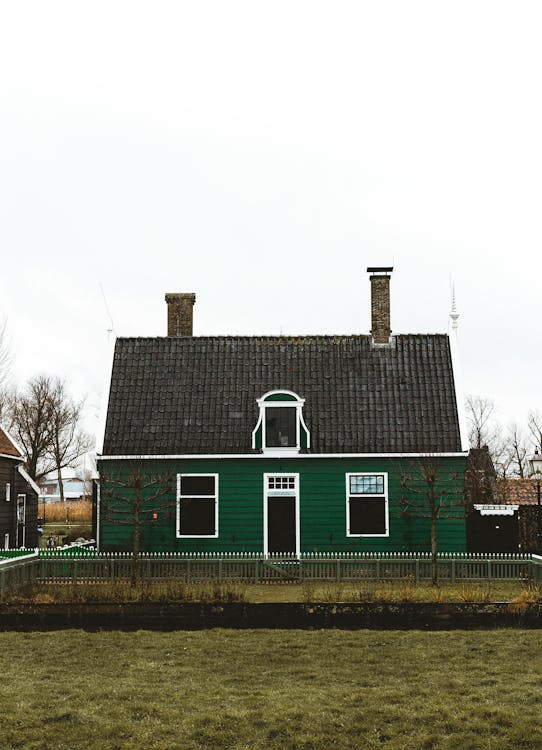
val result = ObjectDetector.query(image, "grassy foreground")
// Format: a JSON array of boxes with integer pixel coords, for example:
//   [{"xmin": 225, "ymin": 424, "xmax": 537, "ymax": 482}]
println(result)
[{"xmin": 0, "ymin": 629, "xmax": 541, "ymax": 749}]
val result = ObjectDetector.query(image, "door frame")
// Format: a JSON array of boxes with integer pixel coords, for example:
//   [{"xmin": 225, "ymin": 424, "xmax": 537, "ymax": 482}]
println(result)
[{"xmin": 263, "ymin": 473, "xmax": 300, "ymax": 557}]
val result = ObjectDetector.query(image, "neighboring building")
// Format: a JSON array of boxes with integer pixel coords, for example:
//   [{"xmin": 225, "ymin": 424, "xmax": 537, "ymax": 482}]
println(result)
[
  {"xmin": 495, "ymin": 477, "xmax": 539, "ymax": 506},
  {"xmin": 0, "ymin": 426, "xmax": 40, "ymax": 549},
  {"xmin": 464, "ymin": 446, "xmax": 517, "ymax": 552},
  {"xmin": 467, "ymin": 467, "xmax": 541, "ymax": 553},
  {"xmin": 39, "ymin": 467, "xmax": 87, "ymax": 503},
  {"xmin": 496, "ymin": 476, "xmax": 539, "ymax": 553},
  {"xmin": 96, "ymin": 269, "xmax": 470, "ymax": 554}
]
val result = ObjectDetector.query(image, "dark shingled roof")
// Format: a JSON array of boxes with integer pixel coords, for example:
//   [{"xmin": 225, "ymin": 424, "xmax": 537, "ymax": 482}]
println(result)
[
  {"xmin": 102, "ymin": 334, "xmax": 462, "ymax": 455},
  {"xmin": 0, "ymin": 427, "xmax": 22, "ymax": 458}
]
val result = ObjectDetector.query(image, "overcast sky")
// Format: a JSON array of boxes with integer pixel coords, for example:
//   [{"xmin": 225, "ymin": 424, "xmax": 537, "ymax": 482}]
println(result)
[{"xmin": 1, "ymin": 1, "xmax": 541, "ymax": 439}]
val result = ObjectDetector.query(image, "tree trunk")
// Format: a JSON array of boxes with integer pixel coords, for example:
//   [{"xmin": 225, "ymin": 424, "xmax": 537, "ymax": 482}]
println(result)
[
  {"xmin": 132, "ymin": 498, "xmax": 140, "ymax": 586},
  {"xmin": 431, "ymin": 511, "xmax": 438, "ymax": 586},
  {"xmin": 57, "ymin": 466, "xmax": 65, "ymax": 504}
]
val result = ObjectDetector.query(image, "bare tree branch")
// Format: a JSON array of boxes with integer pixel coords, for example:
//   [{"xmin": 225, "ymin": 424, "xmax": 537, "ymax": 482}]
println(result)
[
  {"xmin": 10, "ymin": 375, "xmax": 57, "ymax": 480},
  {"xmin": 45, "ymin": 379, "xmax": 93, "ymax": 501},
  {"xmin": 399, "ymin": 456, "xmax": 465, "ymax": 585},
  {"xmin": 0, "ymin": 318, "xmax": 13, "ymax": 424},
  {"xmin": 100, "ymin": 462, "xmax": 175, "ymax": 583},
  {"xmin": 528, "ymin": 411, "xmax": 542, "ymax": 454}
]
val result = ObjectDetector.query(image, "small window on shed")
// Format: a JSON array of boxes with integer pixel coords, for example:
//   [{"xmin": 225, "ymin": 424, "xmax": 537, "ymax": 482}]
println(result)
[
  {"xmin": 346, "ymin": 473, "xmax": 388, "ymax": 537},
  {"xmin": 177, "ymin": 474, "xmax": 218, "ymax": 538},
  {"xmin": 5, "ymin": 483, "xmax": 10, "ymax": 502}
]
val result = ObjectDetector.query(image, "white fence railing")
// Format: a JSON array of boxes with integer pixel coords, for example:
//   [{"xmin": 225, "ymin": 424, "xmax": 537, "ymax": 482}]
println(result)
[{"xmin": 0, "ymin": 551, "xmax": 540, "ymax": 592}]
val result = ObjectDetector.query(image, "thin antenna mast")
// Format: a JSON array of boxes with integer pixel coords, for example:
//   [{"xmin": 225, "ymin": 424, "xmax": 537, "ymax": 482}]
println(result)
[{"xmin": 99, "ymin": 283, "xmax": 116, "ymax": 341}]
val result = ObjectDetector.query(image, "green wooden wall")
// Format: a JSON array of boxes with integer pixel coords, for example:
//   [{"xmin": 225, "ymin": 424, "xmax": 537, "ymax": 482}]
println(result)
[{"xmin": 97, "ymin": 456, "xmax": 467, "ymax": 553}]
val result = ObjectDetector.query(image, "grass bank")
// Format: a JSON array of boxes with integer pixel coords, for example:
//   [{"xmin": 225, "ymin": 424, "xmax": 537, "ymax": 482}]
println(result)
[
  {"xmin": 6, "ymin": 580, "xmax": 540, "ymax": 604},
  {"xmin": 0, "ymin": 629, "xmax": 540, "ymax": 749}
]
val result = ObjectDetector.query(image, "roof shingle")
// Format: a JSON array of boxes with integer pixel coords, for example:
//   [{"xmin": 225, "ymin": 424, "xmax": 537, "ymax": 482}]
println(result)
[
  {"xmin": 102, "ymin": 334, "xmax": 462, "ymax": 455},
  {"xmin": 0, "ymin": 427, "xmax": 22, "ymax": 458}
]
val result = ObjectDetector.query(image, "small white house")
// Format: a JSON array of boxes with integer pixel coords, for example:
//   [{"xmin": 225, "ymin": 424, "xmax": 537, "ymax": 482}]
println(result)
[{"xmin": 39, "ymin": 467, "xmax": 89, "ymax": 503}]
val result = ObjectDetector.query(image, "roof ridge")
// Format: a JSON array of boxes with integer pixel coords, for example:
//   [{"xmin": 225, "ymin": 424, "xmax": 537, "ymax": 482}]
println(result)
[{"xmin": 115, "ymin": 332, "xmax": 450, "ymax": 341}]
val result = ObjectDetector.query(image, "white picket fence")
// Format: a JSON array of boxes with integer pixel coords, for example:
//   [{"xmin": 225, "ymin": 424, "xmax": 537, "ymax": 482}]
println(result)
[{"xmin": 0, "ymin": 551, "xmax": 540, "ymax": 591}]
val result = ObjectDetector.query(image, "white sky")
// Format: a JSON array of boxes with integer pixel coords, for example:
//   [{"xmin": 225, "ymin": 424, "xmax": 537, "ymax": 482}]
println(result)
[{"xmin": 1, "ymin": 1, "xmax": 541, "ymax": 438}]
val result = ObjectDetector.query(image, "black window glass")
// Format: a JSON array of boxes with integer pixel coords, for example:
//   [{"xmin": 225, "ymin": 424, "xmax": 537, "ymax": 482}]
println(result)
[
  {"xmin": 349, "ymin": 497, "xmax": 386, "ymax": 535},
  {"xmin": 181, "ymin": 476, "xmax": 215, "ymax": 495},
  {"xmin": 180, "ymin": 498, "xmax": 216, "ymax": 535},
  {"xmin": 265, "ymin": 407, "xmax": 296, "ymax": 447}
]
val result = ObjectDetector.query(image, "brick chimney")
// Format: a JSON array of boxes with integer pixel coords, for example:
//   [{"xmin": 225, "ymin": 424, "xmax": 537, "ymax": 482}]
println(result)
[
  {"xmin": 165, "ymin": 293, "xmax": 196, "ymax": 336},
  {"xmin": 367, "ymin": 267, "xmax": 393, "ymax": 344}
]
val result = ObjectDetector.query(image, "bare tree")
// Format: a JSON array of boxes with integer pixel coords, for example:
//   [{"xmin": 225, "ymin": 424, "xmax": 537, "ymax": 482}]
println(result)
[
  {"xmin": 506, "ymin": 423, "xmax": 530, "ymax": 478},
  {"xmin": 10, "ymin": 374, "xmax": 93, "ymax": 484},
  {"xmin": 528, "ymin": 411, "xmax": 542, "ymax": 454},
  {"xmin": 10, "ymin": 375, "xmax": 56, "ymax": 481},
  {"xmin": 0, "ymin": 318, "xmax": 13, "ymax": 423},
  {"xmin": 399, "ymin": 457, "xmax": 465, "ymax": 585},
  {"xmin": 46, "ymin": 379, "xmax": 93, "ymax": 502},
  {"xmin": 465, "ymin": 394, "xmax": 499, "ymax": 450},
  {"xmin": 99, "ymin": 462, "xmax": 175, "ymax": 583}
]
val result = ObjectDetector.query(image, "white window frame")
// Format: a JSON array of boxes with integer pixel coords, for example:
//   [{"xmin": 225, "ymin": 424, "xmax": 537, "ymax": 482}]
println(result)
[
  {"xmin": 176, "ymin": 473, "xmax": 219, "ymax": 539},
  {"xmin": 251, "ymin": 390, "xmax": 310, "ymax": 456},
  {"xmin": 5, "ymin": 483, "xmax": 10, "ymax": 502},
  {"xmin": 263, "ymin": 473, "xmax": 300, "ymax": 557},
  {"xmin": 17, "ymin": 494, "xmax": 26, "ymax": 523},
  {"xmin": 17, "ymin": 494, "xmax": 26, "ymax": 547},
  {"xmin": 346, "ymin": 472, "xmax": 389, "ymax": 538},
  {"xmin": 3, "ymin": 533, "xmax": 9, "ymax": 550}
]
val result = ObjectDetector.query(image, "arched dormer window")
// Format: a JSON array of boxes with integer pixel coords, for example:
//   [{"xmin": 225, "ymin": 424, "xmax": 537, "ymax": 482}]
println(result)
[{"xmin": 251, "ymin": 390, "xmax": 310, "ymax": 454}]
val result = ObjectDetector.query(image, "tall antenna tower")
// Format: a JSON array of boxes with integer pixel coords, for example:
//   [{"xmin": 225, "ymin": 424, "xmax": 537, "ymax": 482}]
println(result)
[{"xmin": 449, "ymin": 280, "xmax": 459, "ymax": 332}]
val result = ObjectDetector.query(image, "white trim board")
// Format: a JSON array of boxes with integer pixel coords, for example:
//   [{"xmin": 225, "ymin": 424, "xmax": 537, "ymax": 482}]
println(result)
[
  {"xmin": 99, "ymin": 452, "xmax": 469, "ymax": 461},
  {"xmin": 17, "ymin": 466, "xmax": 41, "ymax": 496},
  {"xmin": 474, "ymin": 504, "xmax": 519, "ymax": 516},
  {"xmin": 0, "ymin": 423, "xmax": 24, "ymax": 458}
]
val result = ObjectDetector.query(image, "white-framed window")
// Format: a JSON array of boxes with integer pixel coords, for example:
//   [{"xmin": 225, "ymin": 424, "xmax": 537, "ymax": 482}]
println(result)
[
  {"xmin": 176, "ymin": 474, "xmax": 219, "ymax": 538},
  {"xmin": 17, "ymin": 494, "xmax": 26, "ymax": 524},
  {"xmin": 5, "ymin": 483, "xmax": 10, "ymax": 502},
  {"xmin": 251, "ymin": 390, "xmax": 310, "ymax": 454},
  {"xmin": 3, "ymin": 533, "xmax": 9, "ymax": 550},
  {"xmin": 346, "ymin": 472, "xmax": 389, "ymax": 537}
]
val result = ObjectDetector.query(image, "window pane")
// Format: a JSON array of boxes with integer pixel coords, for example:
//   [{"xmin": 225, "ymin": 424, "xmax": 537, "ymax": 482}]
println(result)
[
  {"xmin": 181, "ymin": 475, "xmax": 215, "ymax": 496},
  {"xmin": 180, "ymin": 497, "xmax": 216, "ymax": 535},
  {"xmin": 265, "ymin": 407, "xmax": 296, "ymax": 447},
  {"xmin": 349, "ymin": 475, "xmax": 384, "ymax": 494},
  {"xmin": 349, "ymin": 497, "xmax": 386, "ymax": 535}
]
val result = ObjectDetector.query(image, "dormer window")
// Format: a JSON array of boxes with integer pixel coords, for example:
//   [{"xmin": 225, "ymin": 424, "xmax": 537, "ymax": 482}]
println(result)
[{"xmin": 252, "ymin": 390, "xmax": 310, "ymax": 454}]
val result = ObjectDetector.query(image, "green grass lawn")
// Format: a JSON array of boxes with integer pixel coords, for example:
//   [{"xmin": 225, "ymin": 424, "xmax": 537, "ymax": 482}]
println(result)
[{"xmin": 0, "ymin": 629, "xmax": 541, "ymax": 749}]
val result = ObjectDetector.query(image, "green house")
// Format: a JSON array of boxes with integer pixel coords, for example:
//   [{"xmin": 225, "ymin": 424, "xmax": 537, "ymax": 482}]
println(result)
[{"xmin": 96, "ymin": 268, "xmax": 469, "ymax": 554}]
